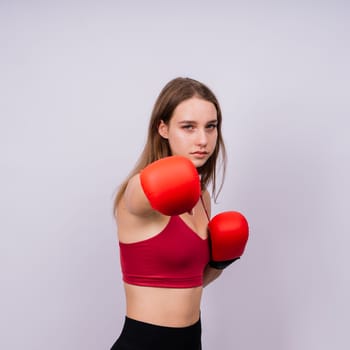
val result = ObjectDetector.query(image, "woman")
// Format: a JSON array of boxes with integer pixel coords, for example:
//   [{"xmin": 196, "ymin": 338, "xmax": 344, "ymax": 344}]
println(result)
[{"xmin": 111, "ymin": 77, "xmax": 248, "ymax": 349}]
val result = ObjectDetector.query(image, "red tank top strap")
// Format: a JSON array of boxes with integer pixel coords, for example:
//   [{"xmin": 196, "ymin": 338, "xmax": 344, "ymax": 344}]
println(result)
[{"xmin": 200, "ymin": 195, "xmax": 210, "ymax": 221}]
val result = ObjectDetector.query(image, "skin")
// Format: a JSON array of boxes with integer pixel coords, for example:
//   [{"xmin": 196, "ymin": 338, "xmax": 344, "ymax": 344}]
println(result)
[
  {"xmin": 116, "ymin": 97, "xmax": 222, "ymax": 327},
  {"xmin": 158, "ymin": 97, "xmax": 219, "ymax": 168}
]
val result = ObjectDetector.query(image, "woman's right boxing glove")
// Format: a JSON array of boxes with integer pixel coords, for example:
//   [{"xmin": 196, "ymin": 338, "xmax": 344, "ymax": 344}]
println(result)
[{"xmin": 140, "ymin": 156, "xmax": 201, "ymax": 216}]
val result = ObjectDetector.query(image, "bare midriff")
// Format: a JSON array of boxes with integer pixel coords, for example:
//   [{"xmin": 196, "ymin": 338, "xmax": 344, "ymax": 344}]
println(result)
[{"xmin": 124, "ymin": 283, "xmax": 203, "ymax": 327}]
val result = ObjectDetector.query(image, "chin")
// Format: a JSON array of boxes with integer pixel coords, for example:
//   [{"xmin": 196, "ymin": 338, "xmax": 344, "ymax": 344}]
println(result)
[{"xmin": 191, "ymin": 158, "xmax": 208, "ymax": 168}]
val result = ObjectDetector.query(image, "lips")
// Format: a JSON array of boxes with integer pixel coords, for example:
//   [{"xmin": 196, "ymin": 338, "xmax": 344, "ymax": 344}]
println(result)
[
  {"xmin": 192, "ymin": 151, "xmax": 209, "ymax": 155},
  {"xmin": 191, "ymin": 151, "xmax": 209, "ymax": 158}
]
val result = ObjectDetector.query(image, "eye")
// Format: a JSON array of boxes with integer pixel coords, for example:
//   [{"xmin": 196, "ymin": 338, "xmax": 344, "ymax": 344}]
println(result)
[
  {"xmin": 182, "ymin": 124, "xmax": 194, "ymax": 130},
  {"xmin": 206, "ymin": 123, "xmax": 217, "ymax": 130}
]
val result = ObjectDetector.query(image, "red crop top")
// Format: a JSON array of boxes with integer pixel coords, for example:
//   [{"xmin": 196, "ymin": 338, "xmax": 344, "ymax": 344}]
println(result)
[{"xmin": 119, "ymin": 215, "xmax": 210, "ymax": 288}]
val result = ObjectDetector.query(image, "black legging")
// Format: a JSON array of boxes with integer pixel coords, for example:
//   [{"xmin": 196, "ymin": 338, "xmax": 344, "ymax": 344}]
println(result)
[{"xmin": 111, "ymin": 316, "xmax": 202, "ymax": 350}]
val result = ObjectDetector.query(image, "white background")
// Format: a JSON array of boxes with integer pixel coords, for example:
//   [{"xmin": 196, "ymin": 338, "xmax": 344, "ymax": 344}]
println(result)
[{"xmin": 1, "ymin": 1, "xmax": 349, "ymax": 349}]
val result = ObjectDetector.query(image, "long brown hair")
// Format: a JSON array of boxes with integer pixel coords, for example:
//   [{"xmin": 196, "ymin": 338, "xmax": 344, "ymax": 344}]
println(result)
[{"xmin": 114, "ymin": 77, "xmax": 227, "ymax": 212}]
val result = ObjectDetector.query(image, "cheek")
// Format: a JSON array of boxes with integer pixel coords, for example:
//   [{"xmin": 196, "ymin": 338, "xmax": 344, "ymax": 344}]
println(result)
[
  {"xmin": 167, "ymin": 131, "xmax": 188, "ymax": 153},
  {"xmin": 169, "ymin": 130, "xmax": 190, "ymax": 144},
  {"xmin": 209, "ymin": 131, "xmax": 218, "ymax": 144},
  {"xmin": 169, "ymin": 132, "xmax": 193, "ymax": 155}
]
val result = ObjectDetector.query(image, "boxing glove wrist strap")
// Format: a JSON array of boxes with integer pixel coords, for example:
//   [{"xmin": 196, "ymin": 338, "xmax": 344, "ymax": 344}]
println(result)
[{"xmin": 209, "ymin": 257, "xmax": 240, "ymax": 270}]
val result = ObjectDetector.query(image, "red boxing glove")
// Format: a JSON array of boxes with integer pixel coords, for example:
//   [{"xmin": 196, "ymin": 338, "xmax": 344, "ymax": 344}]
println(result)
[
  {"xmin": 140, "ymin": 156, "xmax": 201, "ymax": 216},
  {"xmin": 208, "ymin": 211, "xmax": 249, "ymax": 269}
]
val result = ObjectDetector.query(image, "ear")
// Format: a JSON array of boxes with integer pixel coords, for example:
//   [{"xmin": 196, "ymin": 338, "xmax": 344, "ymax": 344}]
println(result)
[{"xmin": 158, "ymin": 120, "xmax": 169, "ymax": 139}]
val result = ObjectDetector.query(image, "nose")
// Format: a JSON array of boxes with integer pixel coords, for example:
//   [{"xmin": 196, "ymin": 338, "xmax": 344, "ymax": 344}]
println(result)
[{"xmin": 195, "ymin": 128, "xmax": 208, "ymax": 147}]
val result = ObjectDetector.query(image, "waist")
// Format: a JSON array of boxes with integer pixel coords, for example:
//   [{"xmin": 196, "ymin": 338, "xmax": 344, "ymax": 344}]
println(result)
[
  {"xmin": 124, "ymin": 283, "xmax": 203, "ymax": 327},
  {"xmin": 111, "ymin": 316, "xmax": 202, "ymax": 349}
]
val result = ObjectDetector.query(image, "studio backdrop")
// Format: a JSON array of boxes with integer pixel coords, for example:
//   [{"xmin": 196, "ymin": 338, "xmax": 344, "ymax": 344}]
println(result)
[{"xmin": 1, "ymin": 1, "xmax": 349, "ymax": 349}]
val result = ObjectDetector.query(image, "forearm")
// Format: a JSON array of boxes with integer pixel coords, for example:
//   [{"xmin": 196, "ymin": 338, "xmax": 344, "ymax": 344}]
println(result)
[{"xmin": 203, "ymin": 264, "xmax": 222, "ymax": 287}]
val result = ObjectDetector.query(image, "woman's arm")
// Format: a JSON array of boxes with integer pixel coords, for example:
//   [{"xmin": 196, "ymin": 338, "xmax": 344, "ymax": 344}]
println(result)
[
  {"xmin": 201, "ymin": 189, "xmax": 223, "ymax": 287},
  {"xmin": 124, "ymin": 156, "xmax": 201, "ymax": 217},
  {"xmin": 203, "ymin": 265, "xmax": 223, "ymax": 287},
  {"xmin": 123, "ymin": 174, "xmax": 154, "ymax": 217}
]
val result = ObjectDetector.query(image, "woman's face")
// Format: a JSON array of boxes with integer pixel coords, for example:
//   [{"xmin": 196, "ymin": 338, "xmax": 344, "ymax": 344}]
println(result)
[{"xmin": 158, "ymin": 97, "xmax": 218, "ymax": 168}]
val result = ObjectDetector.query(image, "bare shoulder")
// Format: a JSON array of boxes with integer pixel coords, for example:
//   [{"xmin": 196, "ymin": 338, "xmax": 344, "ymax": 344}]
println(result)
[
  {"xmin": 122, "ymin": 173, "xmax": 154, "ymax": 217},
  {"xmin": 115, "ymin": 178, "xmax": 164, "ymax": 243}
]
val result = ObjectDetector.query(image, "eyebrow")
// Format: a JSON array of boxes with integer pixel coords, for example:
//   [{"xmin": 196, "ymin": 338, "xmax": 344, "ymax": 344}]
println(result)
[{"xmin": 178, "ymin": 119, "xmax": 218, "ymax": 124}]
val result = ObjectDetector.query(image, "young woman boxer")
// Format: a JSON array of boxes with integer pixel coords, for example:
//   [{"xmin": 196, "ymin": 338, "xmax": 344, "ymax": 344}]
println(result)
[{"xmin": 111, "ymin": 77, "xmax": 249, "ymax": 350}]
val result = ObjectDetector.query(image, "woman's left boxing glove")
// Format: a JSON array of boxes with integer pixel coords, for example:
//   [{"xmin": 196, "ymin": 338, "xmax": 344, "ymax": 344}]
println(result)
[
  {"xmin": 208, "ymin": 211, "xmax": 249, "ymax": 269},
  {"xmin": 140, "ymin": 155, "xmax": 201, "ymax": 216}
]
